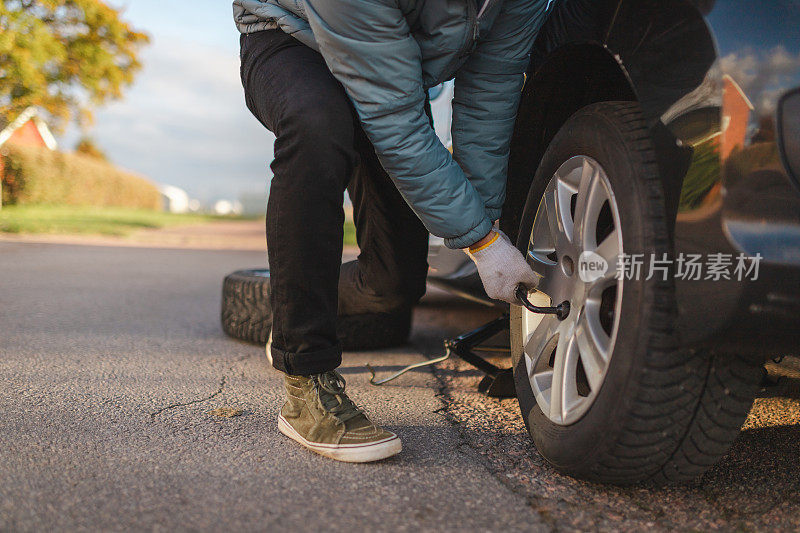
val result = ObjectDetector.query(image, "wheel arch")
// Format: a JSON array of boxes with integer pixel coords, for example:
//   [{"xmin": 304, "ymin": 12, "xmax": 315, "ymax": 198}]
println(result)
[{"xmin": 501, "ymin": 43, "xmax": 637, "ymax": 242}]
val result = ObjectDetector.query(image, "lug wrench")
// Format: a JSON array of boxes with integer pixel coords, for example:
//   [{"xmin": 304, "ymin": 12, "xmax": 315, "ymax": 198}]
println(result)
[{"xmin": 367, "ymin": 285, "xmax": 569, "ymax": 386}]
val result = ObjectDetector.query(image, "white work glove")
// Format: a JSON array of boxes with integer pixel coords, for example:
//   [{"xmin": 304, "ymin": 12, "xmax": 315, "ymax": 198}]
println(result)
[{"xmin": 467, "ymin": 229, "xmax": 540, "ymax": 305}]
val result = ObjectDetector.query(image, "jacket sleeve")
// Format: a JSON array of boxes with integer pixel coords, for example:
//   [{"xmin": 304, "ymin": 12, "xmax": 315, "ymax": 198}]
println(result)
[
  {"xmin": 452, "ymin": 0, "xmax": 553, "ymax": 222},
  {"xmin": 303, "ymin": 0, "xmax": 493, "ymax": 249}
]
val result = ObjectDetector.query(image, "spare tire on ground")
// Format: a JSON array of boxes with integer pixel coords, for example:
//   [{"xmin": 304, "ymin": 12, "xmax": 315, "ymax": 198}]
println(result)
[
  {"xmin": 221, "ymin": 269, "xmax": 273, "ymax": 345},
  {"xmin": 221, "ymin": 269, "xmax": 413, "ymax": 350}
]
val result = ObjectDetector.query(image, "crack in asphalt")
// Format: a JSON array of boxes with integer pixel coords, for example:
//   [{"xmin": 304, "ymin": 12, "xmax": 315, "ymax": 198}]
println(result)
[
  {"xmin": 425, "ymin": 359, "xmax": 557, "ymax": 531},
  {"xmin": 150, "ymin": 375, "xmax": 227, "ymax": 419},
  {"xmin": 147, "ymin": 352, "xmax": 260, "ymax": 419}
]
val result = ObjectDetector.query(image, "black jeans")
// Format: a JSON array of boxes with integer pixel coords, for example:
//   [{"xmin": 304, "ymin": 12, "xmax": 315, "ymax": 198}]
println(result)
[{"xmin": 240, "ymin": 30, "xmax": 429, "ymax": 376}]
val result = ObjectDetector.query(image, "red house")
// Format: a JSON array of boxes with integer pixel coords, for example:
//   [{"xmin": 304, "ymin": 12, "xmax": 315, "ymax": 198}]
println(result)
[
  {"xmin": 0, "ymin": 107, "xmax": 58, "ymax": 151},
  {"xmin": 0, "ymin": 108, "xmax": 58, "ymax": 196}
]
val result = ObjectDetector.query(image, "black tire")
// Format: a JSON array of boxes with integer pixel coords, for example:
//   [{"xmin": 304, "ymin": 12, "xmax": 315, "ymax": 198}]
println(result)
[
  {"xmin": 222, "ymin": 269, "xmax": 272, "ymax": 345},
  {"xmin": 510, "ymin": 101, "xmax": 760, "ymax": 484},
  {"xmin": 650, "ymin": 351, "xmax": 761, "ymax": 484},
  {"xmin": 221, "ymin": 269, "xmax": 413, "ymax": 350}
]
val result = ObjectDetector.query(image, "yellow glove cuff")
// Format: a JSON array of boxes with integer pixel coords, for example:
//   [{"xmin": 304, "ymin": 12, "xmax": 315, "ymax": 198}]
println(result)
[{"xmin": 468, "ymin": 231, "xmax": 499, "ymax": 254}]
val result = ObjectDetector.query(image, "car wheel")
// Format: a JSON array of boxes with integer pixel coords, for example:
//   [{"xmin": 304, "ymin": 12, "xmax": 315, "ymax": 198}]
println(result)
[{"xmin": 510, "ymin": 101, "xmax": 760, "ymax": 484}]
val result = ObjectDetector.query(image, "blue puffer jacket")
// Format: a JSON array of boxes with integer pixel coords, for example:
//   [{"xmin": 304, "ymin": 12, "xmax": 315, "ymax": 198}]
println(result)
[{"xmin": 234, "ymin": 0, "xmax": 554, "ymax": 248}]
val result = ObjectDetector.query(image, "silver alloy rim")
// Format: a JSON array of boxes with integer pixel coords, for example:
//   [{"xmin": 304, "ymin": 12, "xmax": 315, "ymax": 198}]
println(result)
[{"xmin": 521, "ymin": 156, "xmax": 623, "ymax": 426}]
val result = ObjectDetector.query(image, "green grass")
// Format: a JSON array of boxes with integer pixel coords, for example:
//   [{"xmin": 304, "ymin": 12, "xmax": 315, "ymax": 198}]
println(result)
[
  {"xmin": 343, "ymin": 219, "xmax": 357, "ymax": 247},
  {"xmin": 0, "ymin": 205, "xmax": 249, "ymax": 237}
]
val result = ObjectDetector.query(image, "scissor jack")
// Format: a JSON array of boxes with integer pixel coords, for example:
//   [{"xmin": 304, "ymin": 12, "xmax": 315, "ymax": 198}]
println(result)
[{"xmin": 367, "ymin": 286, "xmax": 569, "ymax": 398}]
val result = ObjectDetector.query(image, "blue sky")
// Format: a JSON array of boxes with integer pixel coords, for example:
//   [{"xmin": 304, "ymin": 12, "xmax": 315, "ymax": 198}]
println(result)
[{"xmin": 61, "ymin": 0, "xmax": 276, "ymax": 204}]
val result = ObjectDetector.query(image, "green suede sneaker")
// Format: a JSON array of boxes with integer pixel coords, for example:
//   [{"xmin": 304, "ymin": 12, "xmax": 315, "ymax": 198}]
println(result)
[{"xmin": 278, "ymin": 371, "xmax": 401, "ymax": 463}]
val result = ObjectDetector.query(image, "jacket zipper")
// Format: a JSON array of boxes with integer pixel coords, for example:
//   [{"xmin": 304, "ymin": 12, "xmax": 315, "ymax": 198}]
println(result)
[
  {"xmin": 437, "ymin": 0, "xmax": 479, "ymax": 84},
  {"xmin": 462, "ymin": 0, "xmax": 478, "ymax": 57}
]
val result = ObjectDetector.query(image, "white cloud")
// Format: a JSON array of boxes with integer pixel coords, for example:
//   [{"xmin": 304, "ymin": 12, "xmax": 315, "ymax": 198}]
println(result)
[
  {"xmin": 719, "ymin": 45, "xmax": 800, "ymax": 113},
  {"xmin": 63, "ymin": 35, "xmax": 275, "ymax": 203}
]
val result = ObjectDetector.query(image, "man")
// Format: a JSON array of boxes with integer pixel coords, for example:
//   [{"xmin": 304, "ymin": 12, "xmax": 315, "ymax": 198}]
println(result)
[{"xmin": 235, "ymin": 0, "xmax": 551, "ymax": 463}]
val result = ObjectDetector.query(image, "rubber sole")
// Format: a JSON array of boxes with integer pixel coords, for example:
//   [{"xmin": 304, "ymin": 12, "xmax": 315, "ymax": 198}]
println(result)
[{"xmin": 277, "ymin": 414, "xmax": 402, "ymax": 463}]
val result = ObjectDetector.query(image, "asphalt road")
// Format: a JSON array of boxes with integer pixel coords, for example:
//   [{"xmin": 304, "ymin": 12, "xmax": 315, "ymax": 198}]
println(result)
[
  {"xmin": 1, "ymin": 241, "xmax": 799, "ymax": 531},
  {"xmin": 0, "ymin": 242, "xmax": 547, "ymax": 532}
]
